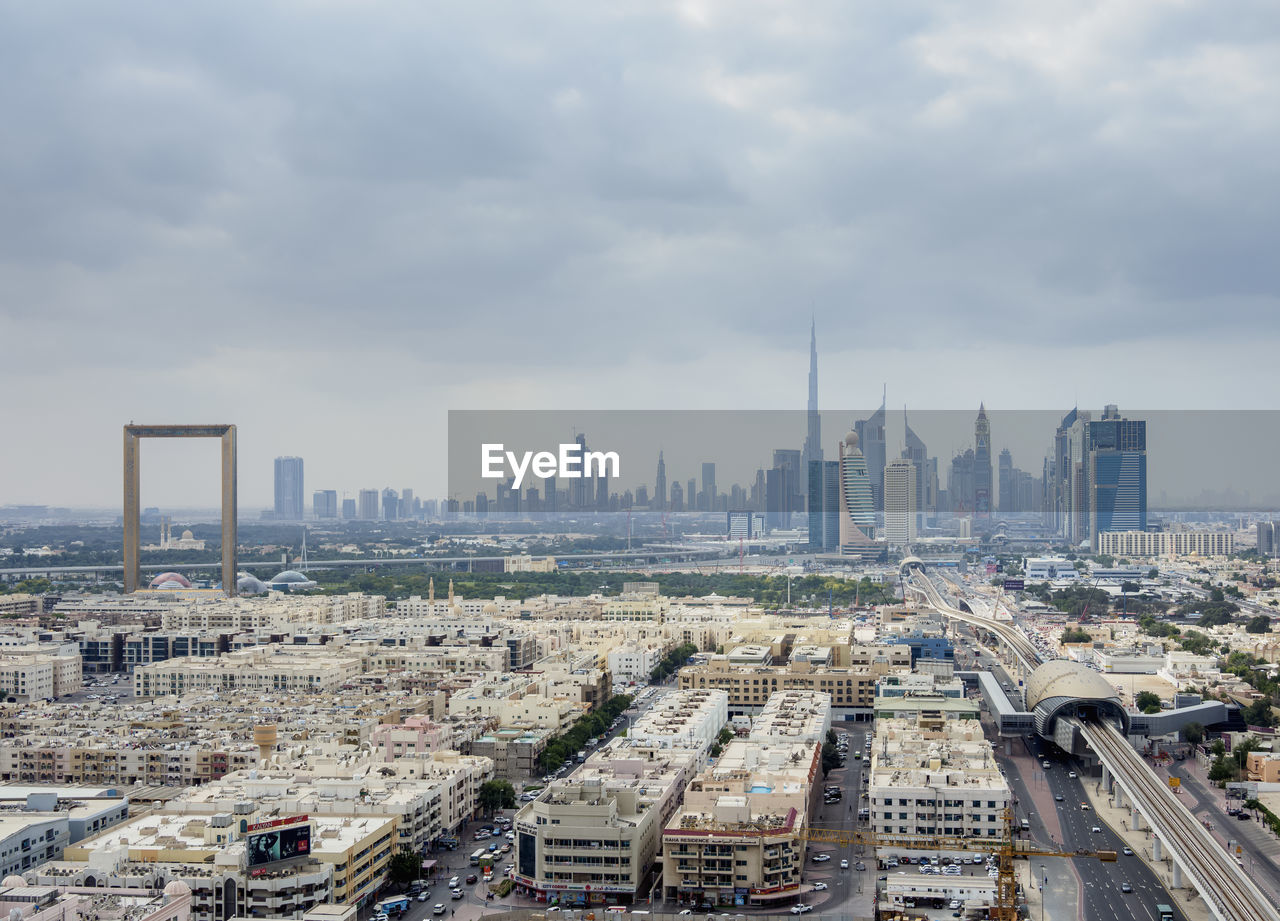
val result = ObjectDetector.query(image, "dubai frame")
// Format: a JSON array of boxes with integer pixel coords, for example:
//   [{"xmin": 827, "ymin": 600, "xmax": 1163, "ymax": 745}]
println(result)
[{"xmin": 123, "ymin": 424, "xmax": 237, "ymax": 595}]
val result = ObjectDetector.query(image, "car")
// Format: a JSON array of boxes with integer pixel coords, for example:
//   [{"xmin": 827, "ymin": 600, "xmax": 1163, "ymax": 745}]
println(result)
[
  {"xmin": 1054, "ymin": 794, "xmax": 1064, "ymax": 802},
  {"xmin": 1042, "ymin": 761, "xmax": 1051, "ymax": 769},
  {"xmin": 466, "ymin": 874, "xmax": 478, "ymax": 884},
  {"xmin": 789, "ymin": 904, "xmax": 813, "ymax": 915},
  {"xmin": 949, "ymin": 900, "xmax": 961, "ymax": 910},
  {"xmin": 943, "ymin": 865, "xmax": 961, "ymax": 876},
  {"xmin": 854, "ymin": 862, "xmax": 865, "ymax": 871},
  {"xmin": 433, "ymin": 905, "xmax": 446, "ymax": 916},
  {"xmin": 840, "ymin": 859, "xmax": 849, "ymax": 869},
  {"xmin": 1081, "ymin": 802, "xmax": 1090, "ymax": 810},
  {"xmin": 372, "ymin": 913, "xmax": 388, "ymax": 921},
  {"xmin": 450, "ymin": 889, "xmax": 465, "ymax": 900},
  {"xmin": 1238, "ymin": 811, "xmax": 1253, "ymax": 821},
  {"xmin": 417, "ymin": 893, "xmax": 431, "ymax": 902},
  {"xmin": 919, "ymin": 865, "xmax": 936, "ymax": 874},
  {"xmin": 546, "ymin": 908, "xmax": 560, "ymax": 913},
  {"xmin": 1091, "ymin": 826, "xmax": 1102, "ymax": 833},
  {"xmin": 506, "ymin": 831, "xmax": 516, "ymax": 840},
  {"xmin": 1121, "ymin": 882, "xmax": 1132, "ymax": 893},
  {"xmin": 448, "ymin": 876, "xmax": 459, "ymax": 888},
  {"xmin": 1122, "ymin": 847, "xmax": 1133, "ymax": 856},
  {"xmin": 988, "ymin": 869, "xmax": 1000, "ymax": 878},
  {"xmin": 678, "ymin": 911, "xmax": 693, "ymax": 916},
  {"xmin": 812, "ymin": 854, "xmax": 831, "ymax": 862},
  {"xmin": 812, "ymin": 882, "xmax": 828, "ymax": 891},
  {"xmin": 1068, "ymin": 771, "xmax": 1077, "ymax": 778}
]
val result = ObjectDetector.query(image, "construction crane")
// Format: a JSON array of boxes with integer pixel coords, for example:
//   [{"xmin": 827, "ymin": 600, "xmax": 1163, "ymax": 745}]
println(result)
[{"xmin": 796, "ymin": 811, "xmax": 1115, "ymax": 921}]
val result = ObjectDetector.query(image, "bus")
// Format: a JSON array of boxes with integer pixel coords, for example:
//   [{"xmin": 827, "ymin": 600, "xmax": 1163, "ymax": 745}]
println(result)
[
  {"xmin": 470, "ymin": 848, "xmax": 485, "ymax": 866},
  {"xmin": 1156, "ymin": 904, "xmax": 1174, "ymax": 921},
  {"xmin": 375, "ymin": 897, "xmax": 411, "ymax": 917}
]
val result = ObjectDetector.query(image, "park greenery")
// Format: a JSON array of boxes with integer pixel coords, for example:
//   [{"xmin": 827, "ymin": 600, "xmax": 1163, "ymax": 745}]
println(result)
[
  {"xmin": 1135, "ymin": 691, "xmax": 1162, "ymax": 714},
  {"xmin": 1060, "ymin": 628, "xmax": 1093, "ymax": 645},
  {"xmin": 537, "ymin": 694, "xmax": 632, "ymax": 773}
]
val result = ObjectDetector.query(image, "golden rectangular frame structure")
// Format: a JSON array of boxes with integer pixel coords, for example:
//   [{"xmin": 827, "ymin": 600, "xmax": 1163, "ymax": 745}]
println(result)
[{"xmin": 123, "ymin": 424, "xmax": 237, "ymax": 595}]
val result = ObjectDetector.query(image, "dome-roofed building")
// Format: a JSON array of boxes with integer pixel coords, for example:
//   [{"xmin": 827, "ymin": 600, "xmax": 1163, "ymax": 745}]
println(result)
[
  {"xmin": 1026, "ymin": 659, "xmax": 1129, "ymax": 738},
  {"xmin": 148, "ymin": 572, "xmax": 192, "ymax": 590},
  {"xmin": 237, "ymin": 572, "xmax": 271, "ymax": 594},
  {"xmin": 269, "ymin": 570, "xmax": 318, "ymax": 592}
]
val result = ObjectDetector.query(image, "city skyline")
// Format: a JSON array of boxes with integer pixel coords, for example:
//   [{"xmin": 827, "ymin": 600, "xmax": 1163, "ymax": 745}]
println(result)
[{"xmin": 4, "ymin": 4, "xmax": 1280, "ymax": 509}]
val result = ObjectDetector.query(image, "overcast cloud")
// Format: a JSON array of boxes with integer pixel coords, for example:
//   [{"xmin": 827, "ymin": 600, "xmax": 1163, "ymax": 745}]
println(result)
[{"xmin": 2, "ymin": 0, "xmax": 1279, "ymax": 508}]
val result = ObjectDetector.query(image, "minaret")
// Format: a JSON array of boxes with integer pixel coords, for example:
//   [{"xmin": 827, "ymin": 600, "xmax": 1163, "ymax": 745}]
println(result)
[
  {"xmin": 428, "ymin": 577, "xmax": 435, "ymax": 604},
  {"xmin": 448, "ymin": 580, "xmax": 455, "ymax": 605}
]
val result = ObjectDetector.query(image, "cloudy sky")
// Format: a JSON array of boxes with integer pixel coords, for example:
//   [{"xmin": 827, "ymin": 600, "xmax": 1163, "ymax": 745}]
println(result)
[{"xmin": 2, "ymin": 0, "xmax": 1279, "ymax": 510}]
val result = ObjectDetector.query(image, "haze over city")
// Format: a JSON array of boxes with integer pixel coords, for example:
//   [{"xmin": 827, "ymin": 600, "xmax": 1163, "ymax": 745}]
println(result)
[{"xmin": 4, "ymin": 2, "xmax": 1280, "ymax": 507}]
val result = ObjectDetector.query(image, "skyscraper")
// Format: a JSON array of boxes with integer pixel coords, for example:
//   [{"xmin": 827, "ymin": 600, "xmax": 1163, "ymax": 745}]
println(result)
[
  {"xmin": 670, "ymin": 479, "xmax": 684, "ymax": 511},
  {"xmin": 654, "ymin": 451, "xmax": 667, "ymax": 510},
  {"xmin": 998, "ymin": 448, "xmax": 1014, "ymax": 513},
  {"xmin": 767, "ymin": 449, "xmax": 802, "ymax": 530},
  {"xmin": 883, "ymin": 458, "xmax": 917, "ymax": 545},
  {"xmin": 800, "ymin": 319, "xmax": 822, "ymax": 481},
  {"xmin": 1087, "ymin": 405, "xmax": 1146, "ymax": 546},
  {"xmin": 571, "ymin": 434, "xmax": 591, "ymax": 509},
  {"xmin": 808, "ymin": 459, "xmax": 839, "ymax": 551},
  {"xmin": 974, "ymin": 405, "xmax": 992, "ymax": 517},
  {"xmin": 701, "ymin": 463, "xmax": 716, "ymax": 512},
  {"xmin": 273, "ymin": 456, "xmax": 304, "ymax": 521},
  {"xmin": 901, "ymin": 407, "xmax": 930, "ymax": 525},
  {"xmin": 382, "ymin": 487, "xmax": 399, "ymax": 520},
  {"xmin": 1259, "ymin": 521, "xmax": 1278, "ymax": 558},
  {"xmin": 358, "ymin": 488, "xmax": 380, "ymax": 520},
  {"xmin": 838, "ymin": 431, "xmax": 877, "ymax": 557},
  {"xmin": 341, "ymin": 497, "xmax": 356, "ymax": 520},
  {"xmin": 687, "ymin": 478, "xmax": 697, "ymax": 512},
  {"xmin": 312, "ymin": 489, "xmax": 338, "ymax": 519},
  {"xmin": 854, "ymin": 394, "xmax": 886, "ymax": 512}
]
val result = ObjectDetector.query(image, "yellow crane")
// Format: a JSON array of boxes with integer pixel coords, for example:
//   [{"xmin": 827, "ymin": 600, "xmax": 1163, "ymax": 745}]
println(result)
[{"xmin": 797, "ymin": 811, "xmax": 1115, "ymax": 921}]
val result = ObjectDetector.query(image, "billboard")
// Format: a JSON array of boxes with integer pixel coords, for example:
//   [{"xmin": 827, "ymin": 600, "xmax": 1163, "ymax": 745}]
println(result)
[
  {"xmin": 1003, "ymin": 579, "xmax": 1025, "ymax": 591},
  {"xmin": 247, "ymin": 823, "xmax": 311, "ymax": 868}
]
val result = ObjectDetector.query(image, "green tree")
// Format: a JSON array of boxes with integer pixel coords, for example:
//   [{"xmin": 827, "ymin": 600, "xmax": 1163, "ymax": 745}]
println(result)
[
  {"xmin": 1181, "ymin": 722, "xmax": 1205, "ymax": 746},
  {"xmin": 1234, "ymin": 735, "xmax": 1263, "ymax": 770},
  {"xmin": 1211, "ymin": 739, "xmax": 1227, "ymax": 758},
  {"xmin": 1147, "ymin": 568, "xmax": 1159, "ymax": 579},
  {"xmin": 478, "ymin": 780, "xmax": 517, "ymax": 815},
  {"xmin": 1208, "ymin": 757, "xmax": 1234, "ymax": 783},
  {"xmin": 1061, "ymin": 629, "xmax": 1093, "ymax": 644},
  {"xmin": 820, "ymin": 742, "xmax": 841, "ymax": 775},
  {"xmin": 826, "ymin": 728, "xmax": 839, "ymax": 746},
  {"xmin": 388, "ymin": 847, "xmax": 422, "ymax": 888},
  {"xmin": 1135, "ymin": 691, "xmax": 1162, "ymax": 714},
  {"xmin": 1241, "ymin": 699, "xmax": 1278, "ymax": 728},
  {"xmin": 1245, "ymin": 615, "xmax": 1272, "ymax": 634}
]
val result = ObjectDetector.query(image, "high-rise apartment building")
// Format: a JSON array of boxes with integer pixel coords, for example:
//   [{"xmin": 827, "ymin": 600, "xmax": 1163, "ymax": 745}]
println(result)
[
  {"xmin": 341, "ymin": 497, "xmax": 356, "ymax": 519},
  {"xmin": 381, "ymin": 488, "xmax": 399, "ymax": 520},
  {"xmin": 312, "ymin": 489, "xmax": 338, "ymax": 519},
  {"xmin": 670, "ymin": 479, "xmax": 684, "ymax": 511},
  {"xmin": 357, "ymin": 489, "xmax": 380, "ymax": 520},
  {"xmin": 273, "ymin": 456, "xmax": 304, "ymax": 521},
  {"xmin": 1259, "ymin": 521, "xmax": 1278, "ymax": 558},
  {"xmin": 701, "ymin": 463, "xmax": 716, "ymax": 512},
  {"xmin": 687, "ymin": 477, "xmax": 697, "ymax": 513},
  {"xmin": 883, "ymin": 458, "xmax": 917, "ymax": 545}
]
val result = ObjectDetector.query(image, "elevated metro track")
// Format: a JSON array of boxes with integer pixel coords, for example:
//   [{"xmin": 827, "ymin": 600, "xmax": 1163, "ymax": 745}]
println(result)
[
  {"xmin": 1074, "ymin": 716, "xmax": 1280, "ymax": 921},
  {"xmin": 905, "ymin": 570, "xmax": 1042, "ymax": 671}
]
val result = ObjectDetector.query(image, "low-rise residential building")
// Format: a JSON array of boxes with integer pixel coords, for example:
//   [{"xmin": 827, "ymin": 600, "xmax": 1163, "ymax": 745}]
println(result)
[
  {"xmin": 748, "ymin": 690, "xmax": 831, "ymax": 744},
  {"xmin": 868, "ymin": 718, "xmax": 1010, "ymax": 864},
  {"xmin": 661, "ymin": 739, "xmax": 819, "ymax": 908},
  {"xmin": 511, "ymin": 747, "xmax": 691, "ymax": 906},
  {"xmin": 629, "ymin": 689, "xmax": 729, "ymax": 755},
  {"xmin": 677, "ymin": 658, "xmax": 881, "ymax": 720}
]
